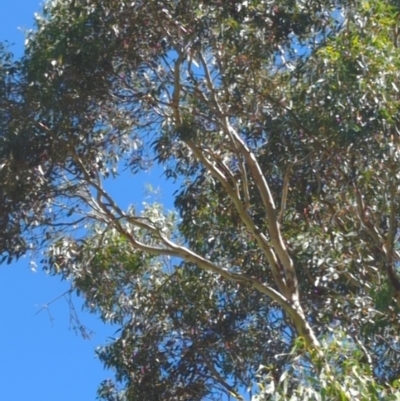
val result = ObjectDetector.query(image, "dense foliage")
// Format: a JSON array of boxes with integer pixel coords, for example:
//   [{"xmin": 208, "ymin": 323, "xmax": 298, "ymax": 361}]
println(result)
[{"xmin": 2, "ymin": 0, "xmax": 400, "ymax": 399}]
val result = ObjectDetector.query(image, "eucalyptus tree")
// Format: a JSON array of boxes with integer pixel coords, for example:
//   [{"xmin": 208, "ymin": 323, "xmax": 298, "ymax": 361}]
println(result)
[{"xmin": 2, "ymin": 0, "xmax": 400, "ymax": 399}]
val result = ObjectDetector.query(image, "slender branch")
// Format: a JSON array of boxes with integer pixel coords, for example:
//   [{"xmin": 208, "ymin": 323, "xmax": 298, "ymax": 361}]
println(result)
[
  {"xmin": 167, "ymin": 49, "xmax": 288, "ymax": 295},
  {"xmin": 278, "ymin": 165, "xmax": 292, "ymax": 224},
  {"xmin": 199, "ymin": 351, "xmax": 244, "ymax": 401},
  {"xmin": 184, "ymin": 139, "xmax": 287, "ymax": 296},
  {"xmin": 171, "ymin": 52, "xmax": 185, "ymax": 125},
  {"xmin": 375, "ymin": 334, "xmax": 400, "ymax": 355},
  {"xmin": 36, "ymin": 289, "xmax": 73, "ymax": 315},
  {"xmin": 353, "ymin": 181, "xmax": 400, "ymax": 306},
  {"xmin": 386, "ymin": 140, "xmax": 397, "ymax": 258},
  {"xmin": 198, "ymin": 51, "xmax": 251, "ymax": 210},
  {"xmin": 94, "ymin": 193, "xmax": 319, "ymax": 347},
  {"xmin": 354, "ymin": 336, "xmax": 373, "ymax": 366},
  {"xmin": 222, "ymin": 122, "xmax": 299, "ymax": 299},
  {"xmin": 188, "ymin": 62, "xmax": 298, "ymax": 296}
]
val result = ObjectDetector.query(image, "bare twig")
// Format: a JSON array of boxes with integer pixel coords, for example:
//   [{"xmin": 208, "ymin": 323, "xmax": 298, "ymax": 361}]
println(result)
[{"xmin": 35, "ymin": 289, "xmax": 73, "ymax": 315}]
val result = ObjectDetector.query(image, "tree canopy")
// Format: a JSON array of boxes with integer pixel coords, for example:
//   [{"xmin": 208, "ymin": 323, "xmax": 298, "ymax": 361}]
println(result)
[{"xmin": 2, "ymin": 0, "xmax": 400, "ymax": 399}]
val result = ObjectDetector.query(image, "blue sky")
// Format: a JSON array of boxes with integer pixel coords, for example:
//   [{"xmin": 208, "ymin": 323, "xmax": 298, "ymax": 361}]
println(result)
[{"xmin": 0, "ymin": 2, "xmax": 176, "ymax": 400}]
